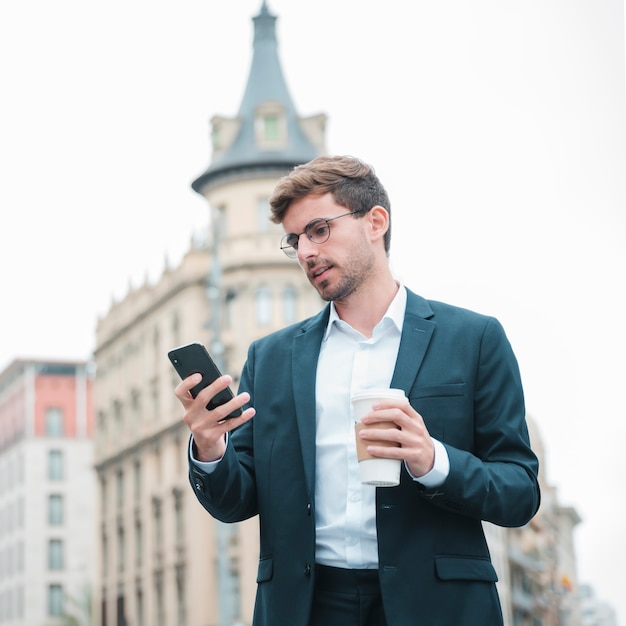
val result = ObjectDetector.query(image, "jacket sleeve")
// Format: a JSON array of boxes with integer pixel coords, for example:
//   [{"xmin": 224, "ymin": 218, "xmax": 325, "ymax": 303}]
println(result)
[
  {"xmin": 421, "ymin": 316, "xmax": 540, "ymax": 527},
  {"xmin": 187, "ymin": 344, "xmax": 259, "ymax": 524}
]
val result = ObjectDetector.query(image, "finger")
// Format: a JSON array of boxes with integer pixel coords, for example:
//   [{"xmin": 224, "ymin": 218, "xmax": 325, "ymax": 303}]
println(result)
[
  {"xmin": 361, "ymin": 407, "xmax": 409, "ymax": 426},
  {"xmin": 359, "ymin": 427, "xmax": 402, "ymax": 445},
  {"xmin": 191, "ymin": 406, "xmax": 256, "ymax": 449},
  {"xmin": 212, "ymin": 392, "xmax": 252, "ymax": 423},
  {"xmin": 364, "ymin": 445, "xmax": 405, "ymax": 460},
  {"xmin": 218, "ymin": 406, "xmax": 256, "ymax": 427},
  {"xmin": 175, "ymin": 373, "xmax": 202, "ymax": 402},
  {"xmin": 193, "ymin": 374, "xmax": 235, "ymax": 406},
  {"xmin": 371, "ymin": 397, "xmax": 410, "ymax": 411}
]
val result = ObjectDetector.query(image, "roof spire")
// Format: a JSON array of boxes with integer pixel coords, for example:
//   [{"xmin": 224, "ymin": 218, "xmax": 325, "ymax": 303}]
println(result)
[{"xmin": 192, "ymin": 2, "xmax": 324, "ymax": 194}]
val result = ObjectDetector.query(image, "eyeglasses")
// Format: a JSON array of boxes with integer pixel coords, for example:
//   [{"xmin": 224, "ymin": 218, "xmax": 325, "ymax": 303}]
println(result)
[{"xmin": 280, "ymin": 211, "xmax": 360, "ymax": 258}]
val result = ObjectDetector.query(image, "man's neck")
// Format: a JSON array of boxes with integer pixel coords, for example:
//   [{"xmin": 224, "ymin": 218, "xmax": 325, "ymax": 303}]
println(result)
[{"xmin": 333, "ymin": 276, "xmax": 399, "ymax": 339}]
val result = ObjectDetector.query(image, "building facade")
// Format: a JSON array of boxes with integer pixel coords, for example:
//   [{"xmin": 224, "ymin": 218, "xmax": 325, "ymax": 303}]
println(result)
[
  {"xmin": 0, "ymin": 358, "xmax": 95, "ymax": 626},
  {"xmin": 497, "ymin": 417, "xmax": 584, "ymax": 626}
]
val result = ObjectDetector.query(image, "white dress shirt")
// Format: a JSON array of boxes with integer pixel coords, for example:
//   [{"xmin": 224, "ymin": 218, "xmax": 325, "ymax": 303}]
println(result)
[
  {"xmin": 191, "ymin": 284, "xmax": 449, "ymax": 569},
  {"xmin": 314, "ymin": 284, "xmax": 449, "ymax": 568}
]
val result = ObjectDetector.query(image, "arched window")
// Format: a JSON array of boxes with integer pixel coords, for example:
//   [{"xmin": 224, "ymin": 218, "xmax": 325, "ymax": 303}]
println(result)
[
  {"xmin": 255, "ymin": 286, "xmax": 272, "ymax": 326},
  {"xmin": 283, "ymin": 286, "xmax": 297, "ymax": 324}
]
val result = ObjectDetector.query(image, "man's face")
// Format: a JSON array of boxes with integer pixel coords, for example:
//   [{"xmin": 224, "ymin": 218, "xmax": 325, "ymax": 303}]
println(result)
[{"xmin": 281, "ymin": 193, "xmax": 375, "ymax": 302}]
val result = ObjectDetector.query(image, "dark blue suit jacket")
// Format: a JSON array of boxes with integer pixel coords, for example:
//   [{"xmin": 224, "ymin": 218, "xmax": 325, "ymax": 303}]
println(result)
[{"xmin": 190, "ymin": 289, "xmax": 540, "ymax": 626}]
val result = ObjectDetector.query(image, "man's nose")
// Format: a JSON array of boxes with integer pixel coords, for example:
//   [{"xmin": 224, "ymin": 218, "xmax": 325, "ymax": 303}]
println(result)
[{"xmin": 296, "ymin": 234, "xmax": 319, "ymax": 261}]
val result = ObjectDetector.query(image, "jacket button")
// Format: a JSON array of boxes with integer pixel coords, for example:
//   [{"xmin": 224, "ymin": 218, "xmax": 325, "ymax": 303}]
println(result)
[
  {"xmin": 306, "ymin": 504, "xmax": 312, "ymax": 516},
  {"xmin": 304, "ymin": 564, "xmax": 311, "ymax": 576}
]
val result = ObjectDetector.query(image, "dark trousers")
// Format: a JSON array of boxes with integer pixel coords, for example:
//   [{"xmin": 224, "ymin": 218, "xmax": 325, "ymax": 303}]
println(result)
[{"xmin": 309, "ymin": 565, "xmax": 388, "ymax": 626}]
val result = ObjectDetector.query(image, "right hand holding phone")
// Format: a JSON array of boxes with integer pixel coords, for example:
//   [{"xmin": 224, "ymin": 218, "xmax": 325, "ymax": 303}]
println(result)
[{"xmin": 175, "ymin": 373, "xmax": 255, "ymax": 462}]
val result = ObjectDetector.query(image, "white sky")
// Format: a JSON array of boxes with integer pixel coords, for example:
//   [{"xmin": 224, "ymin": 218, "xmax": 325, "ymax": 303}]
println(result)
[{"xmin": 1, "ymin": 0, "xmax": 625, "ymax": 621}]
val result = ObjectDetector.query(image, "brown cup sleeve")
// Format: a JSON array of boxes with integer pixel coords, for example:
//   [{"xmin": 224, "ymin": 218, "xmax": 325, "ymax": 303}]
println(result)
[{"xmin": 354, "ymin": 421, "xmax": 400, "ymax": 461}]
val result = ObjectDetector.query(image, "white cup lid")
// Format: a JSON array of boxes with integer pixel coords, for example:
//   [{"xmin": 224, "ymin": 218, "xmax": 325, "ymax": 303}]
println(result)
[{"xmin": 351, "ymin": 388, "xmax": 405, "ymax": 402}]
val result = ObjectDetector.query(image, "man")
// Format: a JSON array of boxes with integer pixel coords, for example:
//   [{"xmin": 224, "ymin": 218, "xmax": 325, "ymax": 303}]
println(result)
[{"xmin": 176, "ymin": 155, "xmax": 540, "ymax": 626}]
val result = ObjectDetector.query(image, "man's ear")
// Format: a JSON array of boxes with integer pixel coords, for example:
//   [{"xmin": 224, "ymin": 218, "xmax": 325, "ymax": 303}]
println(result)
[{"xmin": 367, "ymin": 205, "xmax": 390, "ymax": 244}]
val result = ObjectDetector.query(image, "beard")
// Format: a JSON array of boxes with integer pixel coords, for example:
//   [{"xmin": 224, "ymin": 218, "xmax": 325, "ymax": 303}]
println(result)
[{"xmin": 309, "ymin": 234, "xmax": 376, "ymax": 302}]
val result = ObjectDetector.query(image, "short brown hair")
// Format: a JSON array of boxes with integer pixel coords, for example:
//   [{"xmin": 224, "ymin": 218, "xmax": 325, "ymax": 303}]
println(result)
[{"xmin": 269, "ymin": 155, "xmax": 392, "ymax": 253}]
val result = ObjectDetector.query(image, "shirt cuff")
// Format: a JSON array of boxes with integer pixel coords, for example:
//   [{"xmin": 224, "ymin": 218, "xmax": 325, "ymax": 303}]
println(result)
[
  {"xmin": 406, "ymin": 437, "xmax": 450, "ymax": 488},
  {"xmin": 189, "ymin": 434, "xmax": 228, "ymax": 473}
]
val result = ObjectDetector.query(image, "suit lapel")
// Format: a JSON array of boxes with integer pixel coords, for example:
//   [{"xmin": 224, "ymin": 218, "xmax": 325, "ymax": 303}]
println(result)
[
  {"xmin": 390, "ymin": 290, "xmax": 435, "ymax": 395},
  {"xmin": 292, "ymin": 306, "xmax": 330, "ymax": 501}
]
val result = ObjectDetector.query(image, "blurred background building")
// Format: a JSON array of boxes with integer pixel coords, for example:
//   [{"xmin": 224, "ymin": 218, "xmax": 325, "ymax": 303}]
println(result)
[
  {"xmin": 0, "ymin": 359, "xmax": 95, "ymax": 625},
  {"xmin": 581, "ymin": 584, "xmax": 618, "ymax": 626}
]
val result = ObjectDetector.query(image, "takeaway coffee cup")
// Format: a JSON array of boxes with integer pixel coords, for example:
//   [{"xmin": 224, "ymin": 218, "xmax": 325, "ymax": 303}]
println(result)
[{"xmin": 351, "ymin": 388, "xmax": 405, "ymax": 487}]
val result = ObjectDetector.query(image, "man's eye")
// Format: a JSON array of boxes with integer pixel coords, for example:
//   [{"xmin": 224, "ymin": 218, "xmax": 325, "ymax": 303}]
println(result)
[
  {"xmin": 308, "ymin": 223, "xmax": 329, "ymax": 239},
  {"xmin": 285, "ymin": 235, "xmax": 299, "ymax": 248}
]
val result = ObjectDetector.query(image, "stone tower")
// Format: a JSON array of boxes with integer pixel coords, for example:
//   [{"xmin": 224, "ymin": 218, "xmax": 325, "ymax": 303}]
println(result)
[{"xmin": 191, "ymin": 0, "xmax": 326, "ymax": 378}]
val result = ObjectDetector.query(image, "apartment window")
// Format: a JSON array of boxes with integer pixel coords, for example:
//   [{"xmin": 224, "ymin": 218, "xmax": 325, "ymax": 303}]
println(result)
[
  {"xmin": 48, "ymin": 539, "xmax": 64, "ymax": 570},
  {"xmin": 45, "ymin": 408, "xmax": 64, "ymax": 436},
  {"xmin": 135, "ymin": 520, "xmax": 143, "ymax": 567},
  {"xmin": 100, "ymin": 476, "xmax": 107, "ymax": 514},
  {"xmin": 117, "ymin": 526, "xmax": 125, "ymax": 572},
  {"xmin": 130, "ymin": 388, "xmax": 141, "ymax": 423},
  {"xmin": 227, "ymin": 558, "xmax": 242, "ymax": 624},
  {"xmin": 254, "ymin": 107, "xmax": 285, "ymax": 145},
  {"xmin": 48, "ymin": 494, "xmax": 63, "ymax": 525},
  {"xmin": 211, "ymin": 122, "xmax": 222, "ymax": 150},
  {"xmin": 150, "ymin": 377, "xmax": 160, "ymax": 419},
  {"xmin": 17, "ymin": 540, "xmax": 24, "ymax": 573},
  {"xmin": 155, "ymin": 570, "xmax": 164, "ymax": 626},
  {"xmin": 116, "ymin": 469, "xmax": 124, "ymax": 508},
  {"xmin": 117, "ymin": 593, "xmax": 126, "ymax": 626},
  {"xmin": 7, "ymin": 542, "xmax": 15, "ymax": 575},
  {"xmin": 176, "ymin": 565, "xmax": 186, "ymax": 626},
  {"xmin": 6, "ymin": 500, "xmax": 13, "ymax": 533},
  {"xmin": 153, "ymin": 498, "xmax": 163, "ymax": 555},
  {"xmin": 17, "ymin": 497, "xmax": 24, "ymax": 529},
  {"xmin": 262, "ymin": 114, "xmax": 280, "ymax": 140},
  {"xmin": 97, "ymin": 409, "xmax": 107, "ymax": 436},
  {"xmin": 48, "ymin": 450, "xmax": 64, "ymax": 480},
  {"xmin": 225, "ymin": 288, "xmax": 237, "ymax": 330},
  {"xmin": 113, "ymin": 399, "xmax": 123, "ymax": 433},
  {"xmin": 134, "ymin": 462, "xmax": 141, "ymax": 503},
  {"xmin": 16, "ymin": 585, "xmax": 24, "ymax": 619},
  {"xmin": 283, "ymin": 285, "xmax": 298, "ymax": 324},
  {"xmin": 17, "ymin": 452, "xmax": 24, "ymax": 485},
  {"xmin": 101, "ymin": 531, "xmax": 108, "ymax": 576},
  {"xmin": 48, "ymin": 584, "xmax": 64, "ymax": 616},
  {"xmin": 173, "ymin": 489, "xmax": 184, "ymax": 547},
  {"xmin": 255, "ymin": 286, "xmax": 272, "ymax": 326},
  {"xmin": 7, "ymin": 457, "xmax": 14, "ymax": 489},
  {"xmin": 136, "ymin": 587, "xmax": 144, "ymax": 626},
  {"xmin": 101, "ymin": 589, "xmax": 107, "ymax": 626}
]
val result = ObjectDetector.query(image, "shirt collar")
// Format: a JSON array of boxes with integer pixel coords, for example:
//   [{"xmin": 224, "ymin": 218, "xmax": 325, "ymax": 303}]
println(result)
[{"xmin": 323, "ymin": 282, "xmax": 407, "ymax": 340}]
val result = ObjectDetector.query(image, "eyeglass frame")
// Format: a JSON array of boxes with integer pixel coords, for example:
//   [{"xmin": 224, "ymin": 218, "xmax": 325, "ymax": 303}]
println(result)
[{"xmin": 279, "ymin": 210, "xmax": 362, "ymax": 258}]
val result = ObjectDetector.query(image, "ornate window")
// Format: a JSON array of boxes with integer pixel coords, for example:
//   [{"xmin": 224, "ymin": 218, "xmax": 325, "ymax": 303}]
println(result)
[
  {"xmin": 255, "ymin": 285, "xmax": 272, "ymax": 326},
  {"xmin": 283, "ymin": 286, "xmax": 297, "ymax": 324},
  {"xmin": 254, "ymin": 103, "xmax": 287, "ymax": 149}
]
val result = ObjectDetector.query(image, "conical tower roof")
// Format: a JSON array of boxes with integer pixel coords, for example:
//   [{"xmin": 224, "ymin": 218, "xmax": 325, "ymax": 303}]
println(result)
[{"xmin": 192, "ymin": 2, "xmax": 320, "ymax": 194}]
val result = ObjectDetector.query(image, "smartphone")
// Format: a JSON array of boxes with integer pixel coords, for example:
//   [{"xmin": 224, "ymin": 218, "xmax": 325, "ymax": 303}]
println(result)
[{"xmin": 168, "ymin": 342, "xmax": 242, "ymax": 419}]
